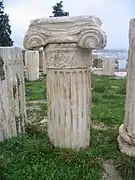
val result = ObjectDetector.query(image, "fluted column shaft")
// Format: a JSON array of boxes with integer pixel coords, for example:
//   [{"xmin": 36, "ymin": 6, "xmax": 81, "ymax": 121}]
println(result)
[
  {"xmin": 118, "ymin": 18, "xmax": 135, "ymax": 156},
  {"xmin": 45, "ymin": 43, "xmax": 91, "ymax": 148}
]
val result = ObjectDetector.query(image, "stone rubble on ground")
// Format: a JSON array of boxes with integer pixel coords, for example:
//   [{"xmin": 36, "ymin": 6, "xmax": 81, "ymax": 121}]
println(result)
[{"xmin": 102, "ymin": 160, "xmax": 122, "ymax": 180}]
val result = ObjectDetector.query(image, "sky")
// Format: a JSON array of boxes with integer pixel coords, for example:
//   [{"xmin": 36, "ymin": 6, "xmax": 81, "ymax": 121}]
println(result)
[{"xmin": 3, "ymin": 0, "xmax": 134, "ymax": 49}]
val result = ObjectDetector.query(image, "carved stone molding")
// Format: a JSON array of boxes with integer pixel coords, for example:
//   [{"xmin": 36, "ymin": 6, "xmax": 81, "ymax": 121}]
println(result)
[
  {"xmin": 44, "ymin": 43, "xmax": 92, "ymax": 69},
  {"xmin": 23, "ymin": 15, "xmax": 107, "ymax": 50}
]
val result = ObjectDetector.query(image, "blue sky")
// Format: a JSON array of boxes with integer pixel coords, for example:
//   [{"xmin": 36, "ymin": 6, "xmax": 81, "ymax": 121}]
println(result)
[{"xmin": 4, "ymin": 0, "xmax": 134, "ymax": 49}]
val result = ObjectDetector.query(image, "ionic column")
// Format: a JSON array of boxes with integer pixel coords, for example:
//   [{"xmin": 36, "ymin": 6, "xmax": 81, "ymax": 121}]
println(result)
[
  {"xmin": 118, "ymin": 18, "xmax": 135, "ymax": 156},
  {"xmin": 24, "ymin": 15, "xmax": 106, "ymax": 149}
]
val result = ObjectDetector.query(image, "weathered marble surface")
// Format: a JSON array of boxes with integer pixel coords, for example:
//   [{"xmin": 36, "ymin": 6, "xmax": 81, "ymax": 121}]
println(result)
[
  {"xmin": 25, "ymin": 50, "xmax": 39, "ymax": 81},
  {"xmin": 92, "ymin": 56, "xmax": 116, "ymax": 76},
  {"xmin": 118, "ymin": 18, "xmax": 135, "ymax": 156},
  {"xmin": 24, "ymin": 15, "xmax": 106, "ymax": 50},
  {"xmin": 102, "ymin": 57, "xmax": 115, "ymax": 76},
  {"xmin": 92, "ymin": 54, "xmax": 102, "ymax": 68},
  {"xmin": 39, "ymin": 47, "xmax": 45, "ymax": 72},
  {"xmin": 45, "ymin": 43, "xmax": 92, "ymax": 148},
  {"xmin": 24, "ymin": 15, "xmax": 107, "ymax": 149},
  {"xmin": 0, "ymin": 47, "xmax": 26, "ymax": 141}
]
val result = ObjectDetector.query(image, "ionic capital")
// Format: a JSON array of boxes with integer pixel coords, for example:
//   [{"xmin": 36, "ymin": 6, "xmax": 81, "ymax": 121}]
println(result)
[
  {"xmin": 23, "ymin": 15, "xmax": 107, "ymax": 50},
  {"xmin": 77, "ymin": 26, "xmax": 106, "ymax": 49}
]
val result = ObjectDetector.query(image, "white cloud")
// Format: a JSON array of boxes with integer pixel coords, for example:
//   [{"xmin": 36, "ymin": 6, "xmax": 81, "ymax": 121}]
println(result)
[{"xmin": 4, "ymin": 0, "xmax": 134, "ymax": 48}]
